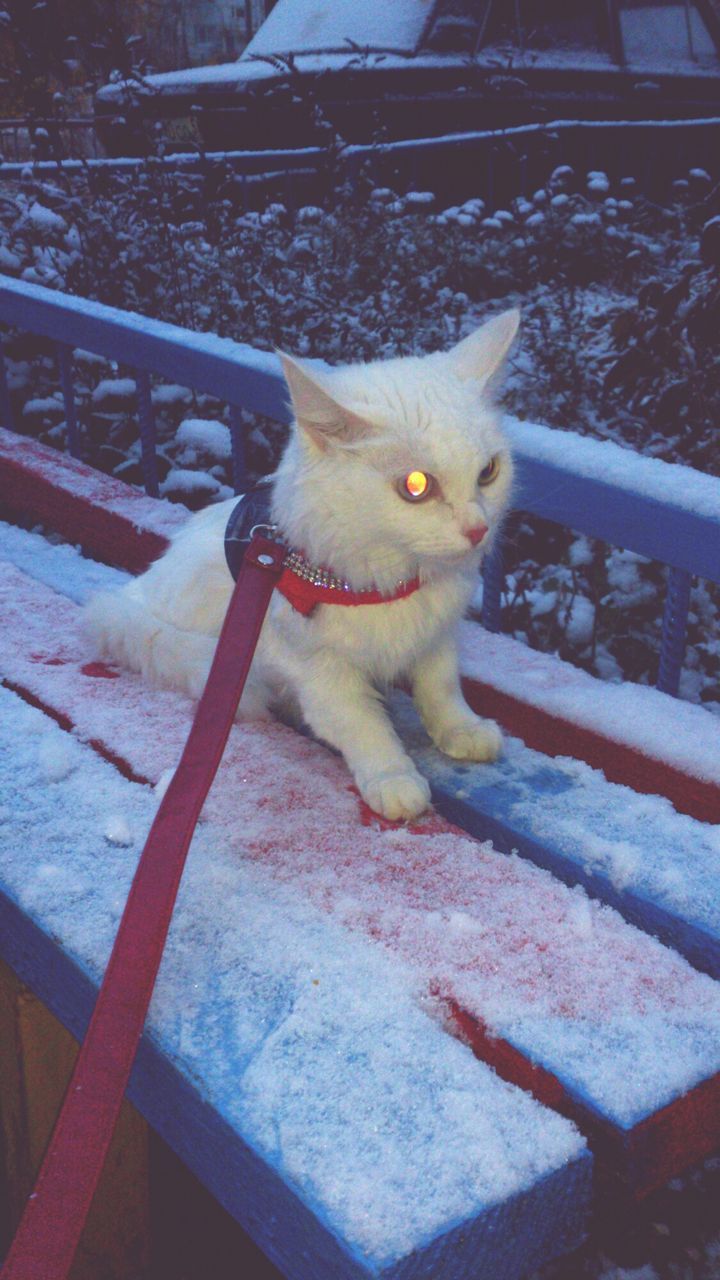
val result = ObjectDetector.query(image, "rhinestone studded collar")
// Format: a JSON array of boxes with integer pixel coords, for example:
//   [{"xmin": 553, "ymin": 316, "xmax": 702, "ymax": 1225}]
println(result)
[
  {"xmin": 277, "ymin": 545, "xmax": 421, "ymax": 616},
  {"xmin": 224, "ymin": 482, "xmax": 421, "ymax": 616}
]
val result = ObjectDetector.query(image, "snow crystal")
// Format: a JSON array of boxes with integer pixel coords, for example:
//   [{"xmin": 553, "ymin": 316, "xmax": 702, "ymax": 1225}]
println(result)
[
  {"xmin": 104, "ymin": 813, "xmax": 133, "ymax": 846},
  {"xmin": 38, "ymin": 733, "xmax": 78, "ymax": 782},
  {"xmin": 151, "ymin": 384, "xmax": 192, "ymax": 407},
  {"xmin": 160, "ymin": 468, "xmax": 220, "ymax": 496},
  {"xmin": 26, "ymin": 201, "xmax": 67, "ymax": 233},
  {"xmin": 91, "ymin": 377, "xmax": 137, "ymax": 405},
  {"xmin": 176, "ymin": 417, "xmax": 232, "ymax": 459}
]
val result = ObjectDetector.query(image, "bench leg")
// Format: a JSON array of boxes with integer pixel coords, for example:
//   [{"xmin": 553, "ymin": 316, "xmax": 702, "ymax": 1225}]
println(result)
[{"xmin": 0, "ymin": 957, "xmax": 150, "ymax": 1279}]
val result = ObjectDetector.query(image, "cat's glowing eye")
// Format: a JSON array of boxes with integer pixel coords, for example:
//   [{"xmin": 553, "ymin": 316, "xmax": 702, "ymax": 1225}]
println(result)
[
  {"xmin": 399, "ymin": 470, "xmax": 434, "ymax": 502},
  {"xmin": 478, "ymin": 456, "xmax": 500, "ymax": 487}
]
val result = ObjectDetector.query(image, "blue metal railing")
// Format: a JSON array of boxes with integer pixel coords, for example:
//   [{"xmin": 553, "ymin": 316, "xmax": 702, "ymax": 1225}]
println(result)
[{"xmin": 1, "ymin": 276, "xmax": 719, "ymax": 698}]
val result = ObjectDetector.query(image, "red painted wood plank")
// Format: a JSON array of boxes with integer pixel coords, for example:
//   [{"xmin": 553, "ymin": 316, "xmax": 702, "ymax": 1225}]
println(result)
[
  {"xmin": 461, "ymin": 678, "xmax": 720, "ymax": 825},
  {"xmin": 0, "ymin": 427, "xmax": 180, "ymax": 574},
  {"xmin": 443, "ymin": 997, "xmax": 720, "ymax": 1201}
]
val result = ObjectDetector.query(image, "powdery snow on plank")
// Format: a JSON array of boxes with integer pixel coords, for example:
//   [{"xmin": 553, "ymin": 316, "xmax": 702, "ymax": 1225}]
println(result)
[
  {"xmin": 2, "ymin": 556, "xmax": 719, "ymax": 1194},
  {"xmin": 0, "ymin": 686, "xmax": 590, "ymax": 1280},
  {"xmin": 459, "ymin": 624, "xmax": 720, "ymax": 789}
]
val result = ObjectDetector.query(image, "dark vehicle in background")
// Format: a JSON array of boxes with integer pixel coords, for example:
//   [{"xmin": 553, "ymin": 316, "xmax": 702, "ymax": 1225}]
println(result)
[{"xmin": 95, "ymin": 0, "xmax": 720, "ymax": 196}]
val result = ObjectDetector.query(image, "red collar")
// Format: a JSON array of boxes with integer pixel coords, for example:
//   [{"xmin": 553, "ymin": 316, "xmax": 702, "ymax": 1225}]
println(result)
[{"xmin": 277, "ymin": 547, "xmax": 421, "ymax": 616}]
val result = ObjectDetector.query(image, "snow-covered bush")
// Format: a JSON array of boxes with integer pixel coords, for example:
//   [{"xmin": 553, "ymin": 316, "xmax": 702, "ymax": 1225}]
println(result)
[{"xmin": 1, "ymin": 159, "xmax": 718, "ymax": 711}]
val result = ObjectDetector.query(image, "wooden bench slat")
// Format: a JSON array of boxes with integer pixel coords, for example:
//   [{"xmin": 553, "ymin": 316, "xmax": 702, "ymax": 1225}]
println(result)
[
  {"xmin": 0, "ymin": 683, "xmax": 592, "ymax": 1280},
  {"xmin": 2, "ymin": 552, "xmax": 719, "ymax": 1200},
  {"xmin": 458, "ymin": 624, "xmax": 720, "ymax": 825}
]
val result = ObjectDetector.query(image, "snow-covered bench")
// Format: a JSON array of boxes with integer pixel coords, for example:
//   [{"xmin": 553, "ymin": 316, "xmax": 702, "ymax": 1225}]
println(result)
[{"xmin": 1, "ymin": 279, "xmax": 719, "ymax": 1279}]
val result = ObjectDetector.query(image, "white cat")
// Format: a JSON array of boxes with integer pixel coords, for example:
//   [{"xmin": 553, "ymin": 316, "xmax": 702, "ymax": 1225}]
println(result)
[{"xmin": 85, "ymin": 309, "xmax": 518, "ymax": 821}]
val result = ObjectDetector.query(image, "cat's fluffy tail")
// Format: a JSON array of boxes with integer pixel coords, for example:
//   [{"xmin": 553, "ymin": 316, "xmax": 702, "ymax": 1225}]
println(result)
[{"xmin": 84, "ymin": 585, "xmax": 216, "ymax": 701}]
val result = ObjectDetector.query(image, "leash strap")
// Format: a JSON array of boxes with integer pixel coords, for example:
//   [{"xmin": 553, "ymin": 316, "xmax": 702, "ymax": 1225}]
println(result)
[{"xmin": 1, "ymin": 533, "xmax": 285, "ymax": 1280}]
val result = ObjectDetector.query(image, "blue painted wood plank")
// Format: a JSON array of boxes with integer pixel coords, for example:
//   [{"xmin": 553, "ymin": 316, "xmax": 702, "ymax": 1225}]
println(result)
[{"xmin": 393, "ymin": 696, "xmax": 720, "ymax": 981}]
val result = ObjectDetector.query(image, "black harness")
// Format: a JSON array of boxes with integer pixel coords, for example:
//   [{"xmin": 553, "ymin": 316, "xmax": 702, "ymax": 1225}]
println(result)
[{"xmin": 224, "ymin": 477, "xmax": 276, "ymax": 582}]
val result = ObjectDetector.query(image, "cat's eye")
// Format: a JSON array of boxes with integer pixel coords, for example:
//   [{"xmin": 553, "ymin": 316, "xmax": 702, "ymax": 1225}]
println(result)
[
  {"xmin": 478, "ymin": 456, "xmax": 500, "ymax": 487},
  {"xmin": 398, "ymin": 470, "xmax": 435, "ymax": 502}
]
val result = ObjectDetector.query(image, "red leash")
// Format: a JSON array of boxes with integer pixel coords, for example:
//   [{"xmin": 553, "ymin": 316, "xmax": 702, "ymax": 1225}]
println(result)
[{"xmin": 1, "ymin": 533, "xmax": 285, "ymax": 1280}]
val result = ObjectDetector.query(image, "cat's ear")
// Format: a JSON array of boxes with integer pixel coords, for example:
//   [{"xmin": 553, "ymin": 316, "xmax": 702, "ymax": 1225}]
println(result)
[
  {"xmin": 446, "ymin": 309, "xmax": 520, "ymax": 389},
  {"xmin": 278, "ymin": 352, "xmax": 371, "ymax": 451}
]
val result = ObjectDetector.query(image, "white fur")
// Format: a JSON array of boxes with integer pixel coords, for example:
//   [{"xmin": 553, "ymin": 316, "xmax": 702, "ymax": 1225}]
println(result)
[{"xmin": 85, "ymin": 311, "xmax": 519, "ymax": 820}]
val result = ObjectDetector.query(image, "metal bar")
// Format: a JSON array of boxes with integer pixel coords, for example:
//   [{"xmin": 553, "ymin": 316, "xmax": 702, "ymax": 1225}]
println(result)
[
  {"xmin": 481, "ymin": 541, "xmax": 505, "ymax": 634},
  {"xmin": 0, "ymin": 339, "xmax": 15, "ymax": 430},
  {"xmin": 228, "ymin": 403, "xmax": 247, "ymax": 495},
  {"xmin": 56, "ymin": 343, "xmax": 80, "ymax": 458},
  {"xmin": 684, "ymin": 0, "xmax": 697, "ymax": 58},
  {"xmin": 605, "ymin": 0, "xmax": 626, "ymax": 64},
  {"xmin": 135, "ymin": 369, "xmax": 160, "ymax": 498},
  {"xmin": 657, "ymin": 566, "xmax": 692, "ymax": 696}
]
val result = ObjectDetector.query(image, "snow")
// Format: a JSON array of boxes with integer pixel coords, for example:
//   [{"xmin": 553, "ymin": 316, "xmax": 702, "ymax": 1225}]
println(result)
[
  {"xmin": 103, "ymin": 812, "xmax": 133, "ymax": 845},
  {"xmin": 160, "ymin": 468, "xmax": 220, "ymax": 496},
  {"xmin": 0, "ymin": 683, "xmax": 586, "ymax": 1267},
  {"xmin": 0, "ymin": 427, "xmax": 187, "ymax": 546},
  {"xmin": 2, "ymin": 540, "xmax": 719, "ymax": 1137},
  {"xmin": 151, "ymin": 383, "xmax": 192, "ymax": 407},
  {"xmin": 91, "ymin": 377, "xmax": 137, "ymax": 405},
  {"xmin": 21, "ymin": 396, "xmax": 64, "ymax": 417},
  {"xmin": 244, "ymin": 0, "xmax": 430, "ymax": 56},
  {"xmin": 176, "ymin": 417, "xmax": 232, "ymax": 459},
  {"xmin": 0, "ymin": 521, "xmax": 130, "ymax": 604},
  {"xmin": 505, "ymin": 416, "xmax": 720, "ymax": 524},
  {"xmin": 459, "ymin": 624, "xmax": 720, "ymax": 786},
  {"xmin": 26, "ymin": 201, "xmax": 67, "ymax": 233},
  {"xmin": 37, "ymin": 732, "xmax": 79, "ymax": 782},
  {"xmin": 96, "ymin": 42, "xmax": 720, "ymax": 106}
]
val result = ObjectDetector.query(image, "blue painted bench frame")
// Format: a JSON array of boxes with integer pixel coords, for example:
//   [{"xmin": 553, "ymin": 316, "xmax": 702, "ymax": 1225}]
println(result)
[
  {"xmin": 1, "ymin": 276, "xmax": 719, "ymax": 697},
  {"xmin": 1, "ymin": 277, "xmax": 720, "ymax": 1272}
]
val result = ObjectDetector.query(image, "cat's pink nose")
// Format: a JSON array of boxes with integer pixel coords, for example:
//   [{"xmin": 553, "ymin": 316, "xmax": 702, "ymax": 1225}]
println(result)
[{"xmin": 466, "ymin": 523, "xmax": 488, "ymax": 546}]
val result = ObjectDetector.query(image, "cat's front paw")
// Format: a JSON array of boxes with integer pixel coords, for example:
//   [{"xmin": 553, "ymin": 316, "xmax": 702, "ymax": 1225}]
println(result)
[
  {"xmin": 361, "ymin": 768, "xmax": 431, "ymax": 822},
  {"xmin": 435, "ymin": 717, "xmax": 503, "ymax": 763}
]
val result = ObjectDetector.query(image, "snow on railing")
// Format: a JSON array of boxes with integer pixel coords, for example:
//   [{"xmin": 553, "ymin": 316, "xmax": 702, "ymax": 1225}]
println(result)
[{"xmin": 1, "ymin": 275, "xmax": 718, "ymax": 697}]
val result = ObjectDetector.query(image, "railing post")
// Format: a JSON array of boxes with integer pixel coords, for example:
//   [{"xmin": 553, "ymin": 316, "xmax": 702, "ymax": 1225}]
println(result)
[
  {"xmin": 229, "ymin": 403, "xmax": 247, "ymax": 494},
  {"xmin": 481, "ymin": 539, "xmax": 505, "ymax": 633},
  {"xmin": 0, "ymin": 338, "xmax": 15, "ymax": 430},
  {"xmin": 57, "ymin": 343, "xmax": 80, "ymax": 458},
  {"xmin": 657, "ymin": 565, "xmax": 692, "ymax": 697},
  {"xmin": 135, "ymin": 370, "xmax": 159, "ymax": 498}
]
